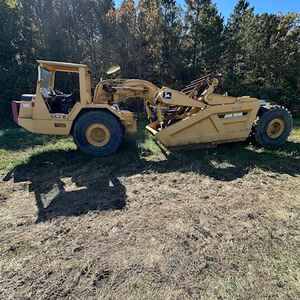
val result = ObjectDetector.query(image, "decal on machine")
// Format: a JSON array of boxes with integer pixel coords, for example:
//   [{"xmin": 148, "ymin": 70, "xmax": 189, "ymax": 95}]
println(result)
[
  {"xmin": 52, "ymin": 113, "xmax": 67, "ymax": 119},
  {"xmin": 162, "ymin": 91, "xmax": 172, "ymax": 100}
]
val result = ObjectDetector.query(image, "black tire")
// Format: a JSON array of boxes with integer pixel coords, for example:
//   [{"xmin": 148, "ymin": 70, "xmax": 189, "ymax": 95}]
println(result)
[
  {"xmin": 254, "ymin": 105, "xmax": 293, "ymax": 148},
  {"xmin": 73, "ymin": 110, "xmax": 123, "ymax": 156}
]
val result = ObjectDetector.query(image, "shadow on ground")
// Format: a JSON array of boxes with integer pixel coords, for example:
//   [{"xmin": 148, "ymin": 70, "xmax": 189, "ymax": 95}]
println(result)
[
  {"xmin": 3, "ymin": 136, "xmax": 300, "ymax": 222},
  {"xmin": 34, "ymin": 175, "xmax": 126, "ymax": 223},
  {"xmin": 0, "ymin": 127, "xmax": 63, "ymax": 151}
]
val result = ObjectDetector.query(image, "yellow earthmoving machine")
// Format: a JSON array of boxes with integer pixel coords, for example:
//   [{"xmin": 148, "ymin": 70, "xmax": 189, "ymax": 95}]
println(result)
[{"xmin": 12, "ymin": 60, "xmax": 293, "ymax": 156}]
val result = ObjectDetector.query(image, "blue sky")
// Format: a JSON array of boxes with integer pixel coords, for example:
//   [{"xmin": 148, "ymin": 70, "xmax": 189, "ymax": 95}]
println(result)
[
  {"xmin": 116, "ymin": 1, "xmax": 300, "ymax": 20},
  {"xmin": 213, "ymin": 0, "xmax": 300, "ymax": 20}
]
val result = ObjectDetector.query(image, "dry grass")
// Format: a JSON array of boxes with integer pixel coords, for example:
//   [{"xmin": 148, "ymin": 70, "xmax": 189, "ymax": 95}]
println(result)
[{"xmin": 0, "ymin": 119, "xmax": 299, "ymax": 299}]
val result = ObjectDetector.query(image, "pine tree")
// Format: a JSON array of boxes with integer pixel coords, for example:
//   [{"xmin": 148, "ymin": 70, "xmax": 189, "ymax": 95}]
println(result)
[
  {"xmin": 0, "ymin": 0, "xmax": 21, "ymax": 124},
  {"xmin": 224, "ymin": 0, "xmax": 300, "ymax": 107},
  {"xmin": 136, "ymin": 0, "xmax": 162, "ymax": 81},
  {"xmin": 116, "ymin": 0, "xmax": 138, "ymax": 77},
  {"xmin": 251, "ymin": 13, "xmax": 300, "ymax": 105},
  {"xmin": 160, "ymin": 0, "xmax": 183, "ymax": 85},
  {"xmin": 184, "ymin": 0, "xmax": 224, "ymax": 80},
  {"xmin": 223, "ymin": 0, "xmax": 255, "ymax": 95}
]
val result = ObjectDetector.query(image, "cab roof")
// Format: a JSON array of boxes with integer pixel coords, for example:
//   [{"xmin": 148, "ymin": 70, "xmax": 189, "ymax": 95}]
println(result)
[{"xmin": 37, "ymin": 60, "xmax": 89, "ymax": 73}]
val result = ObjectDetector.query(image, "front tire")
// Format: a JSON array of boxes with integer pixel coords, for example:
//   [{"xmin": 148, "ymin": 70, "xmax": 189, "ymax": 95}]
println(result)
[
  {"xmin": 254, "ymin": 106, "xmax": 293, "ymax": 148},
  {"xmin": 73, "ymin": 111, "xmax": 123, "ymax": 157}
]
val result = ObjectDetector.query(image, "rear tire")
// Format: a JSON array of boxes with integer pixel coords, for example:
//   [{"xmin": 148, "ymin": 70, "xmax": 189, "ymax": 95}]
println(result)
[
  {"xmin": 73, "ymin": 111, "xmax": 123, "ymax": 157},
  {"xmin": 254, "ymin": 106, "xmax": 293, "ymax": 148}
]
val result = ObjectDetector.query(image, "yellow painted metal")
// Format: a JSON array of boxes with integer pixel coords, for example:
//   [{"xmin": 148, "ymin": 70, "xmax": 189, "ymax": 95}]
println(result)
[
  {"xmin": 32, "ymin": 85, "xmax": 52, "ymax": 120},
  {"xmin": 17, "ymin": 101, "xmax": 33, "ymax": 119},
  {"xmin": 154, "ymin": 98, "xmax": 260, "ymax": 148},
  {"xmin": 15, "ymin": 60, "xmax": 262, "ymax": 152},
  {"xmin": 266, "ymin": 118, "xmax": 285, "ymax": 139},
  {"xmin": 157, "ymin": 88, "xmax": 205, "ymax": 108},
  {"xmin": 145, "ymin": 77, "xmax": 260, "ymax": 148},
  {"xmin": 37, "ymin": 60, "xmax": 88, "ymax": 73},
  {"xmin": 79, "ymin": 67, "xmax": 92, "ymax": 105},
  {"xmin": 93, "ymin": 79, "xmax": 159, "ymax": 105},
  {"xmin": 16, "ymin": 61, "xmax": 137, "ymax": 136},
  {"xmin": 18, "ymin": 102, "xmax": 137, "ymax": 136},
  {"xmin": 86, "ymin": 123, "xmax": 111, "ymax": 147}
]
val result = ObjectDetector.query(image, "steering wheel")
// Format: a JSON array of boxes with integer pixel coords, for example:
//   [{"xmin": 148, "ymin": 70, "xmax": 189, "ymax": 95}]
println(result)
[
  {"xmin": 47, "ymin": 89, "xmax": 56, "ymax": 97},
  {"xmin": 54, "ymin": 89, "xmax": 64, "ymax": 95}
]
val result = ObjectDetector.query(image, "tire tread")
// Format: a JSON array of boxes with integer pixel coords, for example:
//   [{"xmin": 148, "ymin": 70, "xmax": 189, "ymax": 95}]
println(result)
[
  {"xmin": 254, "ymin": 105, "xmax": 293, "ymax": 149},
  {"xmin": 73, "ymin": 110, "xmax": 123, "ymax": 156}
]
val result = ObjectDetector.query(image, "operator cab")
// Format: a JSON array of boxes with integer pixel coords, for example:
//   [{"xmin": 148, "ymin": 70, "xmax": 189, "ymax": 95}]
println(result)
[{"xmin": 38, "ymin": 65, "xmax": 78, "ymax": 114}]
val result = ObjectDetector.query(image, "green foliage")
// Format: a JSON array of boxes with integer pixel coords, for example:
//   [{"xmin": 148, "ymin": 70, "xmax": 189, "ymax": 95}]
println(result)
[
  {"xmin": 5, "ymin": 0, "xmax": 16, "ymax": 7},
  {"xmin": 223, "ymin": 0, "xmax": 300, "ymax": 106},
  {"xmin": 184, "ymin": 0, "xmax": 224, "ymax": 79},
  {"xmin": 0, "ymin": 0, "xmax": 21, "ymax": 126},
  {"xmin": 160, "ymin": 0, "xmax": 184, "ymax": 85},
  {"xmin": 137, "ymin": 0, "xmax": 163, "ymax": 82},
  {"xmin": 0, "ymin": 0, "xmax": 299, "ymax": 127},
  {"xmin": 116, "ymin": 0, "xmax": 139, "ymax": 77}
]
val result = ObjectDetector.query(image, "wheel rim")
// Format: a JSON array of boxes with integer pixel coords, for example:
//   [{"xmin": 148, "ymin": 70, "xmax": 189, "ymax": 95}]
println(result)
[
  {"xmin": 266, "ymin": 118, "xmax": 285, "ymax": 139},
  {"xmin": 86, "ymin": 124, "xmax": 111, "ymax": 147}
]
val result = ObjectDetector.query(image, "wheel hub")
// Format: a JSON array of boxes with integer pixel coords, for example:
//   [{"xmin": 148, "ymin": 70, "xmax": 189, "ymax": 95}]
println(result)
[
  {"xmin": 266, "ymin": 118, "xmax": 285, "ymax": 139},
  {"xmin": 86, "ymin": 124, "xmax": 111, "ymax": 147}
]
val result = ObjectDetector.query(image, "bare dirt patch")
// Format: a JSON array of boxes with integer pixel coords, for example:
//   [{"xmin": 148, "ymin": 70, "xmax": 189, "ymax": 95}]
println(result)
[{"xmin": 0, "ymin": 140, "xmax": 299, "ymax": 299}]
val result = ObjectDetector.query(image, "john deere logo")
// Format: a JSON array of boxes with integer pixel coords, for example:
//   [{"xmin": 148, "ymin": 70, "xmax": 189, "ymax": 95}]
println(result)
[{"xmin": 163, "ymin": 91, "xmax": 172, "ymax": 100}]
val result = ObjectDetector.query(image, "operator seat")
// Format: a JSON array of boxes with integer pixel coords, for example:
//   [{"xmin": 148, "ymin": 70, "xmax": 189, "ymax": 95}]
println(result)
[{"xmin": 41, "ymin": 88, "xmax": 74, "ymax": 114}]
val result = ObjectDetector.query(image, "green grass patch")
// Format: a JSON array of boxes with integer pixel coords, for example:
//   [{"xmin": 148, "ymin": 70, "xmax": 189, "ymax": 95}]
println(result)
[
  {"xmin": 0, "ymin": 118, "xmax": 299, "ymax": 178},
  {"xmin": 0, "ymin": 128, "xmax": 74, "ymax": 175}
]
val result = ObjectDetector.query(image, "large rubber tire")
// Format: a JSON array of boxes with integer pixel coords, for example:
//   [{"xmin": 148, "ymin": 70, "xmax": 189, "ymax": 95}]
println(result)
[
  {"xmin": 73, "ymin": 111, "xmax": 123, "ymax": 156},
  {"xmin": 254, "ymin": 105, "xmax": 293, "ymax": 149}
]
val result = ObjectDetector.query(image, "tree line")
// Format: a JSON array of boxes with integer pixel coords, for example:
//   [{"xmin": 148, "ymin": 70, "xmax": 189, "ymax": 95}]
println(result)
[{"xmin": 0, "ymin": 0, "xmax": 299, "ymax": 125}]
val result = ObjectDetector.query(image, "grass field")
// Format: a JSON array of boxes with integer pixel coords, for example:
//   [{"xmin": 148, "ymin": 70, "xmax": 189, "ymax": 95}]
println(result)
[{"xmin": 0, "ymin": 119, "xmax": 299, "ymax": 299}]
